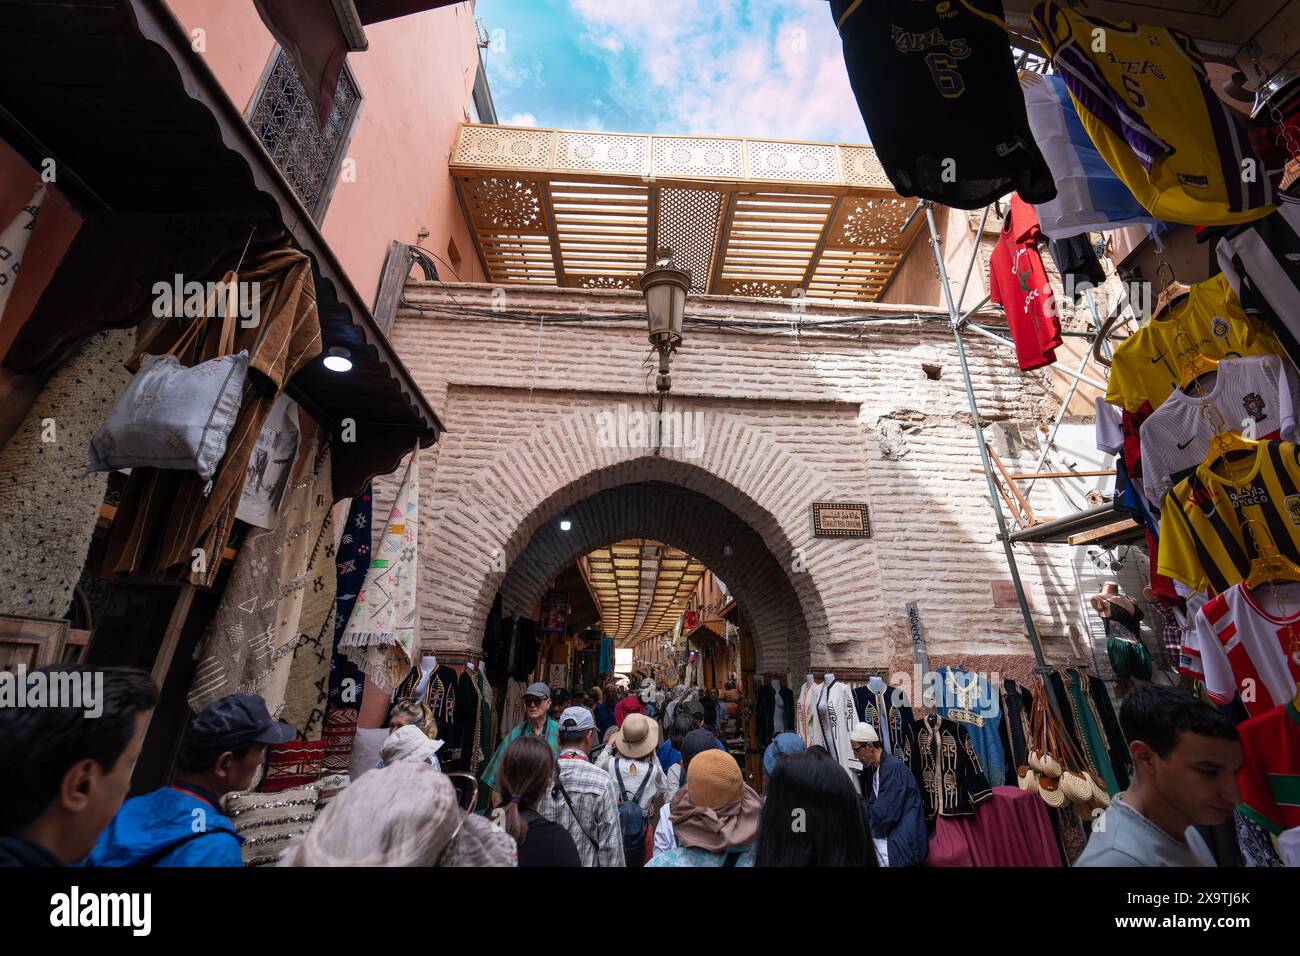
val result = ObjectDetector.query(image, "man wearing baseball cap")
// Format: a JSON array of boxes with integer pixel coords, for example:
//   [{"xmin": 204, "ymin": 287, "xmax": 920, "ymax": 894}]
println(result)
[
  {"xmin": 536, "ymin": 705, "xmax": 624, "ymax": 867},
  {"xmin": 89, "ymin": 693, "xmax": 294, "ymax": 867},
  {"xmin": 481, "ymin": 681, "xmax": 559, "ymax": 797}
]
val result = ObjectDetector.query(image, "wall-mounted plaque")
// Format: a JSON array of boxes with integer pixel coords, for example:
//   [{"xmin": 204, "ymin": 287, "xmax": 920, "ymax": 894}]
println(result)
[
  {"xmin": 991, "ymin": 580, "xmax": 1032, "ymax": 609},
  {"xmin": 811, "ymin": 502, "xmax": 871, "ymax": 538}
]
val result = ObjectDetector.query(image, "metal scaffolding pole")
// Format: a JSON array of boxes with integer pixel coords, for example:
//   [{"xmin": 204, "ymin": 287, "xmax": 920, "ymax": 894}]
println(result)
[{"xmin": 919, "ymin": 202, "xmax": 1061, "ymax": 699}]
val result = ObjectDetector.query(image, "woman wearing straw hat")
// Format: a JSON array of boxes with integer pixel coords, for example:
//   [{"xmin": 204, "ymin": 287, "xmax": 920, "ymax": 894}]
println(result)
[{"xmin": 597, "ymin": 713, "xmax": 666, "ymax": 866}]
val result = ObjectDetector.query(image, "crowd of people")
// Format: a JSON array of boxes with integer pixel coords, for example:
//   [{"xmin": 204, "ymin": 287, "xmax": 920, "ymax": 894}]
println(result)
[{"xmin": 0, "ymin": 664, "xmax": 1246, "ymax": 868}]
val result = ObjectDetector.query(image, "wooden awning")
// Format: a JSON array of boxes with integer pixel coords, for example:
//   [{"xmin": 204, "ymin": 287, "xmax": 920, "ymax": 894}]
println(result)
[
  {"xmin": 578, "ymin": 539, "xmax": 706, "ymax": 646},
  {"xmin": 0, "ymin": 0, "xmax": 443, "ymax": 496},
  {"xmin": 450, "ymin": 124, "xmax": 923, "ymax": 303}
]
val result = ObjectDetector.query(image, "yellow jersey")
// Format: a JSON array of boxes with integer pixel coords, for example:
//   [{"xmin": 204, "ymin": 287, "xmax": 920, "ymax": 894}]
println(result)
[
  {"xmin": 1104, "ymin": 273, "xmax": 1284, "ymax": 413},
  {"xmin": 1159, "ymin": 440, "xmax": 1300, "ymax": 595},
  {"xmin": 1032, "ymin": 1, "xmax": 1274, "ymax": 226}
]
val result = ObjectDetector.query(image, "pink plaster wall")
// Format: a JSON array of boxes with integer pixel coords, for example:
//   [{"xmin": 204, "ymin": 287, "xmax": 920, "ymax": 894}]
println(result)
[{"xmin": 165, "ymin": 0, "xmax": 486, "ymax": 304}]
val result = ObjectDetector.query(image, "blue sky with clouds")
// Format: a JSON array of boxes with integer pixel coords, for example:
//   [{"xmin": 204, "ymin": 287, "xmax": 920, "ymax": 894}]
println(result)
[{"xmin": 474, "ymin": 0, "xmax": 869, "ymax": 143}]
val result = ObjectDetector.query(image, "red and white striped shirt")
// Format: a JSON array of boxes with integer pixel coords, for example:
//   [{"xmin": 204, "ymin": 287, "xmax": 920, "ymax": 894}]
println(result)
[{"xmin": 1194, "ymin": 582, "xmax": 1300, "ymax": 716}]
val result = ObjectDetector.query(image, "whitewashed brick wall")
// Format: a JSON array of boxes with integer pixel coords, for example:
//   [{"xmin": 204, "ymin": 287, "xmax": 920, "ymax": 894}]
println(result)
[{"xmin": 382, "ymin": 283, "xmax": 1084, "ymax": 673}]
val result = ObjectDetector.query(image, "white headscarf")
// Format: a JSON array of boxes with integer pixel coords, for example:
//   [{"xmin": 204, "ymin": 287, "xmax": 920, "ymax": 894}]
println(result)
[
  {"xmin": 380, "ymin": 724, "xmax": 443, "ymax": 766},
  {"xmin": 279, "ymin": 762, "xmax": 515, "ymax": 867}
]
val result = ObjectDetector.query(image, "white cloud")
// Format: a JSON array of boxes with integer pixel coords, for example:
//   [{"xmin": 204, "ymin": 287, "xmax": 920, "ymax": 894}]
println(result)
[
  {"xmin": 568, "ymin": 0, "xmax": 866, "ymax": 142},
  {"xmin": 507, "ymin": 112, "xmax": 538, "ymax": 127}
]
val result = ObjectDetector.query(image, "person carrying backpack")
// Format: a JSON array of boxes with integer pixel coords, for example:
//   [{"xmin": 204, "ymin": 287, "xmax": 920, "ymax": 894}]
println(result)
[{"xmin": 596, "ymin": 713, "xmax": 665, "ymax": 867}]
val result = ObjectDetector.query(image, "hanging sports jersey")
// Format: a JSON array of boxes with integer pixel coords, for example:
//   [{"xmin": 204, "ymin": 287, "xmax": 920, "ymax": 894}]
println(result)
[
  {"xmin": 1175, "ymin": 581, "xmax": 1209, "ymax": 680},
  {"xmin": 1217, "ymin": 204, "xmax": 1300, "ymax": 372},
  {"xmin": 1047, "ymin": 234, "xmax": 1105, "ymax": 300},
  {"xmin": 1139, "ymin": 355, "xmax": 1300, "ymax": 512},
  {"xmin": 1236, "ymin": 700, "xmax": 1300, "ymax": 836},
  {"xmin": 1158, "ymin": 440, "xmax": 1300, "ymax": 595},
  {"xmin": 1031, "ymin": 1, "xmax": 1275, "ymax": 226},
  {"xmin": 988, "ymin": 195, "xmax": 1061, "ymax": 370},
  {"xmin": 831, "ymin": 0, "xmax": 1056, "ymax": 209},
  {"xmin": 1103, "ymin": 273, "xmax": 1284, "ymax": 414},
  {"xmin": 1195, "ymin": 584, "xmax": 1300, "ymax": 717},
  {"xmin": 1020, "ymin": 71, "xmax": 1158, "ymax": 240}
]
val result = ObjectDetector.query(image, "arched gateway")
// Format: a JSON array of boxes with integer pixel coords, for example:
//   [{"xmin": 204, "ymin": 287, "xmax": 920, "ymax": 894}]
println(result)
[{"xmin": 418, "ymin": 407, "xmax": 880, "ymax": 674}]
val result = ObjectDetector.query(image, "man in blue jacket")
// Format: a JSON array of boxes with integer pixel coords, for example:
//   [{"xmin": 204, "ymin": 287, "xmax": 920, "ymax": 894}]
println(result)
[
  {"xmin": 851, "ymin": 722, "xmax": 927, "ymax": 867},
  {"xmin": 90, "ymin": 693, "xmax": 294, "ymax": 867}
]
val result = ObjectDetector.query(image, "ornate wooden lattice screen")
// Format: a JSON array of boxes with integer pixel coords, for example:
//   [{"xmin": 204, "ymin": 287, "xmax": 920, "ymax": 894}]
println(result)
[
  {"xmin": 451, "ymin": 125, "xmax": 921, "ymax": 302},
  {"xmin": 249, "ymin": 49, "xmax": 362, "ymax": 221}
]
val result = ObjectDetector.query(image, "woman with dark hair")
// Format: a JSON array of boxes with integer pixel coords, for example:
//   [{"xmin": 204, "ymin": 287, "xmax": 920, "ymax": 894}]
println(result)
[
  {"xmin": 497, "ymin": 737, "xmax": 581, "ymax": 867},
  {"xmin": 658, "ymin": 712, "xmax": 692, "ymax": 776},
  {"xmin": 755, "ymin": 750, "xmax": 877, "ymax": 867}
]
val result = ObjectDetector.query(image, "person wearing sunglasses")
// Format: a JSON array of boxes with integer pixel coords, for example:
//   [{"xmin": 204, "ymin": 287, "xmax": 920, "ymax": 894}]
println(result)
[{"xmin": 481, "ymin": 682, "xmax": 559, "ymax": 798}]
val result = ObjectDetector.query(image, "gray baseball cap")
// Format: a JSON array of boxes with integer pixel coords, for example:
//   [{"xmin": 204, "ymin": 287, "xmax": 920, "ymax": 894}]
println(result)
[
  {"xmin": 559, "ymin": 706, "xmax": 595, "ymax": 733},
  {"xmin": 523, "ymin": 682, "xmax": 551, "ymax": 700}
]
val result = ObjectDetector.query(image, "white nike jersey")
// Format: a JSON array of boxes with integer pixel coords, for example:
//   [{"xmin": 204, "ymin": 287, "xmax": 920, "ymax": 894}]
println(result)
[{"xmin": 1139, "ymin": 354, "xmax": 1300, "ymax": 513}]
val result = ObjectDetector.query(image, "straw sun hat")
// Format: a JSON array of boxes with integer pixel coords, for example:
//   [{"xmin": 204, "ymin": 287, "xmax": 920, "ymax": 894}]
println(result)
[
  {"xmin": 613, "ymin": 713, "xmax": 659, "ymax": 760},
  {"xmin": 685, "ymin": 749, "xmax": 744, "ymax": 809}
]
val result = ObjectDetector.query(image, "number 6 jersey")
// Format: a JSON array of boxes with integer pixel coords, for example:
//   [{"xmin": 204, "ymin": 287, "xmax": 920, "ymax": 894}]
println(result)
[{"xmin": 830, "ymin": 0, "xmax": 1056, "ymax": 209}]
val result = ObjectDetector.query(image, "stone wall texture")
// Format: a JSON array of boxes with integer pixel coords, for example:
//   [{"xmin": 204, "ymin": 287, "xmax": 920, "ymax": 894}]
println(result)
[{"xmin": 383, "ymin": 282, "xmax": 1085, "ymax": 675}]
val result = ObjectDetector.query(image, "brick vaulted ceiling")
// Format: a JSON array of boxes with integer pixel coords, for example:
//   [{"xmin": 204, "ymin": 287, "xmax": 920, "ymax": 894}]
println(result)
[{"xmin": 449, "ymin": 124, "xmax": 923, "ymax": 303}]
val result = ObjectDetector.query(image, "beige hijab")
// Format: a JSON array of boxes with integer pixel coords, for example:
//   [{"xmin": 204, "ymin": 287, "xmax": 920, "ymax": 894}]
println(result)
[
  {"xmin": 669, "ymin": 784, "xmax": 763, "ymax": 853},
  {"xmin": 279, "ymin": 761, "xmax": 515, "ymax": 867}
]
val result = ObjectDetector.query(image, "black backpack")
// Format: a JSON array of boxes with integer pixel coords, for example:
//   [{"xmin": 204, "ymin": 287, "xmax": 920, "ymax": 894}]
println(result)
[{"xmin": 613, "ymin": 758, "xmax": 653, "ymax": 868}]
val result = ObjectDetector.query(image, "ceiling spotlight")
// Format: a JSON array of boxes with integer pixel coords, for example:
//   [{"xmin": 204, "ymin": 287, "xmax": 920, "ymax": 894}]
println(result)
[
  {"xmin": 722, "ymin": 544, "xmax": 733, "ymax": 558},
  {"xmin": 559, "ymin": 517, "xmax": 572, "ymax": 532},
  {"xmin": 323, "ymin": 346, "xmax": 353, "ymax": 373}
]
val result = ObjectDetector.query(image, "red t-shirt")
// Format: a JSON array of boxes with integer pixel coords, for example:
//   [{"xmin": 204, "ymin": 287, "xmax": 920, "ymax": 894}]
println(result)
[{"xmin": 988, "ymin": 195, "xmax": 1062, "ymax": 371}]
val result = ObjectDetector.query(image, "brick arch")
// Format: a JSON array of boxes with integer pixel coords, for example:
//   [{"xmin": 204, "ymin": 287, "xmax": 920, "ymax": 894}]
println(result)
[
  {"xmin": 422, "ymin": 404, "xmax": 865, "ymax": 672},
  {"xmin": 499, "ymin": 481, "xmax": 808, "ymax": 671}
]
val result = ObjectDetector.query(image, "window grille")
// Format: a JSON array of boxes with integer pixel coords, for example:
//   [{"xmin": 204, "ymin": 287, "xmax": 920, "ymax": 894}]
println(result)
[{"xmin": 248, "ymin": 48, "xmax": 362, "ymax": 220}]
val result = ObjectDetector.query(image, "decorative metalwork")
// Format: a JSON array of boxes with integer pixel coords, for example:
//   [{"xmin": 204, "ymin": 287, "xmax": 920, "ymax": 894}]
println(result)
[
  {"xmin": 833, "ymin": 197, "xmax": 915, "ymax": 248},
  {"xmin": 249, "ymin": 49, "xmax": 361, "ymax": 219},
  {"xmin": 577, "ymin": 276, "xmax": 635, "ymax": 289}
]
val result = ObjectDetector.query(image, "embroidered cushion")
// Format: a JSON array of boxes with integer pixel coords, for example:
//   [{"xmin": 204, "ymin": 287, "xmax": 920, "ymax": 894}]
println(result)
[
  {"xmin": 88, "ymin": 349, "xmax": 248, "ymax": 481},
  {"xmin": 223, "ymin": 786, "xmax": 319, "ymax": 867}
]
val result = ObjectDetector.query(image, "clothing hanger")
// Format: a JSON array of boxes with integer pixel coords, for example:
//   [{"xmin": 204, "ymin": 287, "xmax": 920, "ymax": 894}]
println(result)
[
  {"xmin": 1199, "ymin": 401, "xmax": 1257, "ymax": 474},
  {"xmin": 1242, "ymin": 517, "xmax": 1300, "ymax": 593},
  {"xmin": 1152, "ymin": 260, "xmax": 1191, "ymax": 320},
  {"xmin": 1175, "ymin": 329, "xmax": 1218, "ymax": 393}
]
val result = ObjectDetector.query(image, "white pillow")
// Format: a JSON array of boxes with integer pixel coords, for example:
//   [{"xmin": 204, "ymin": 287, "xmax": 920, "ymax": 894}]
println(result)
[{"xmin": 348, "ymin": 727, "xmax": 390, "ymax": 780}]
